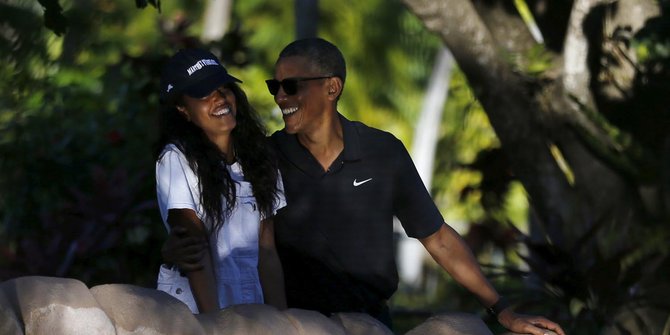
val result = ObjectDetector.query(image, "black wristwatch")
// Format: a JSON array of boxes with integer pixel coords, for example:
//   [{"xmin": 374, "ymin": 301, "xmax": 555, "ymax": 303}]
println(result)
[{"xmin": 486, "ymin": 296, "xmax": 511, "ymax": 318}]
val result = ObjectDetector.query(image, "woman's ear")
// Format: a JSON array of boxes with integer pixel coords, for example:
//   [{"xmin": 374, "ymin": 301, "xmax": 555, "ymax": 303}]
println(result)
[{"xmin": 176, "ymin": 105, "xmax": 191, "ymax": 122}]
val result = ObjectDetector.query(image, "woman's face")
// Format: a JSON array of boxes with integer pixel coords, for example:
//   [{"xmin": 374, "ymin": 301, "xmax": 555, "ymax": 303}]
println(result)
[{"xmin": 177, "ymin": 85, "xmax": 237, "ymax": 141}]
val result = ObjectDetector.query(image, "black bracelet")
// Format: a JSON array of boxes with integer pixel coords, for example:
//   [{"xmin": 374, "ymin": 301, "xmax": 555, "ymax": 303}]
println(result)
[{"xmin": 486, "ymin": 296, "xmax": 511, "ymax": 318}]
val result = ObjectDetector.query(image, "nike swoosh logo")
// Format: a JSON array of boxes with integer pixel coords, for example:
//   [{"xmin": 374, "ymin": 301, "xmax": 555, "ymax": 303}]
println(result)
[{"xmin": 353, "ymin": 178, "xmax": 372, "ymax": 187}]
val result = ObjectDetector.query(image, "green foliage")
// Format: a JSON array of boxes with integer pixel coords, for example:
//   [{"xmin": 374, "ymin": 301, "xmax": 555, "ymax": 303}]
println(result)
[
  {"xmin": 0, "ymin": 0, "xmax": 458, "ymax": 290},
  {"xmin": 522, "ymin": 44, "xmax": 555, "ymax": 77},
  {"xmin": 0, "ymin": 47, "xmax": 165, "ymax": 285},
  {"xmin": 135, "ymin": 0, "xmax": 161, "ymax": 11},
  {"xmin": 321, "ymin": 0, "xmax": 442, "ymax": 141},
  {"xmin": 590, "ymin": 11, "xmax": 670, "ymax": 187},
  {"xmin": 486, "ymin": 219, "xmax": 670, "ymax": 335},
  {"xmin": 634, "ymin": 14, "xmax": 670, "ymax": 62},
  {"xmin": 0, "ymin": 0, "xmax": 171, "ymax": 285},
  {"xmin": 430, "ymin": 69, "xmax": 504, "ymax": 224},
  {"xmin": 231, "ymin": 0, "xmax": 444, "ymax": 140},
  {"xmin": 4, "ymin": 2, "xmax": 669, "ymax": 334},
  {"xmin": 37, "ymin": 0, "xmax": 68, "ymax": 35}
]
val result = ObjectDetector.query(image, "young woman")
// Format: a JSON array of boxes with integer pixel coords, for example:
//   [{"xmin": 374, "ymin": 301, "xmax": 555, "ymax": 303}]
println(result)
[{"xmin": 154, "ymin": 48, "xmax": 286, "ymax": 313}]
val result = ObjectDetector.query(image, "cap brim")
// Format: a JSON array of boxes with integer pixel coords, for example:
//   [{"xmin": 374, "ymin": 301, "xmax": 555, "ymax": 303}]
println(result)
[{"xmin": 182, "ymin": 72, "xmax": 243, "ymax": 99}]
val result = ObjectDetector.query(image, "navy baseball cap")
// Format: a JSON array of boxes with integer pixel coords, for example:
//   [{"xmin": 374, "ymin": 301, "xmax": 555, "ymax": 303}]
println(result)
[{"xmin": 159, "ymin": 48, "xmax": 242, "ymax": 104}]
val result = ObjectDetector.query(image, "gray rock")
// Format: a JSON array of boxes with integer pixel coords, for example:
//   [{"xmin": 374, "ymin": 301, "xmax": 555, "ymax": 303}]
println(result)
[
  {"xmin": 196, "ymin": 303, "xmax": 296, "ymax": 335},
  {"xmin": 0, "ymin": 283, "xmax": 23, "ymax": 335},
  {"xmin": 330, "ymin": 312, "xmax": 393, "ymax": 335},
  {"xmin": 1, "ymin": 276, "xmax": 115, "ymax": 335},
  {"xmin": 91, "ymin": 283, "xmax": 204, "ymax": 335},
  {"xmin": 285, "ymin": 308, "xmax": 346, "ymax": 335},
  {"xmin": 405, "ymin": 312, "xmax": 493, "ymax": 335}
]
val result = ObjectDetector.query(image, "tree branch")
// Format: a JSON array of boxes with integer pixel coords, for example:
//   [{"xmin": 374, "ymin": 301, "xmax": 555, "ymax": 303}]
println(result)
[
  {"xmin": 471, "ymin": 0, "xmax": 538, "ymax": 56},
  {"xmin": 402, "ymin": 0, "xmax": 583, "ymax": 245}
]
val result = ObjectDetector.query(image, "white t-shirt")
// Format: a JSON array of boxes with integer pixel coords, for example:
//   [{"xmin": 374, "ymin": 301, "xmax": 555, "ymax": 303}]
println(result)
[{"xmin": 155, "ymin": 143, "xmax": 286, "ymax": 313}]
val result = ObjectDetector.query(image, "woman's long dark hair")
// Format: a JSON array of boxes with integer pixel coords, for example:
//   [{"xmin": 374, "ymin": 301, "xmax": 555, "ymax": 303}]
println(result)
[{"xmin": 155, "ymin": 83, "xmax": 280, "ymax": 233}]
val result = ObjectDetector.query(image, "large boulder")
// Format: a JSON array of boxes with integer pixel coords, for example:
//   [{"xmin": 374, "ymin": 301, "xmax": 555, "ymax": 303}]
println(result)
[
  {"xmin": 285, "ymin": 308, "xmax": 346, "ymax": 335},
  {"xmin": 405, "ymin": 312, "xmax": 493, "ymax": 335},
  {"xmin": 0, "ymin": 283, "xmax": 22, "ymax": 335},
  {"xmin": 0, "ymin": 276, "xmax": 506, "ymax": 335},
  {"xmin": 0, "ymin": 276, "xmax": 115, "ymax": 335},
  {"xmin": 195, "ymin": 303, "xmax": 297, "ymax": 335},
  {"xmin": 90, "ymin": 283, "xmax": 205, "ymax": 335},
  {"xmin": 330, "ymin": 312, "xmax": 393, "ymax": 335}
]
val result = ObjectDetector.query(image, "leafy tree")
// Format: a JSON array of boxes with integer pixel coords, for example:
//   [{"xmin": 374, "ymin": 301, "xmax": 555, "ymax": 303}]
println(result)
[
  {"xmin": 0, "ymin": 0, "xmax": 175, "ymax": 286},
  {"xmin": 402, "ymin": 0, "xmax": 670, "ymax": 333},
  {"xmin": 8, "ymin": 0, "xmax": 669, "ymax": 333},
  {"xmin": 0, "ymin": 0, "xmax": 451, "ymax": 287}
]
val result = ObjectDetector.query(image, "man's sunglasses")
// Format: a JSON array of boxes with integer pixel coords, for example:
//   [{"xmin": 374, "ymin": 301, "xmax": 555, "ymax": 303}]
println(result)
[{"xmin": 265, "ymin": 76, "xmax": 332, "ymax": 96}]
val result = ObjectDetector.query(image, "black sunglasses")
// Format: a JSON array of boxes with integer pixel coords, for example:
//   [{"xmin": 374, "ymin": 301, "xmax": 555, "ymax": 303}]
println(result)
[{"xmin": 265, "ymin": 76, "xmax": 332, "ymax": 96}]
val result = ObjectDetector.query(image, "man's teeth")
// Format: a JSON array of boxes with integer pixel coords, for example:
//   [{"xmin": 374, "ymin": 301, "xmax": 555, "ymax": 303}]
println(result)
[
  {"xmin": 213, "ymin": 107, "xmax": 230, "ymax": 116},
  {"xmin": 282, "ymin": 107, "xmax": 298, "ymax": 115}
]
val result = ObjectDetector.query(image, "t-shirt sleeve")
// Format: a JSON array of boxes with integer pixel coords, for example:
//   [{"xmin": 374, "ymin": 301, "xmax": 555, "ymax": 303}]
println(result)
[
  {"xmin": 271, "ymin": 169, "xmax": 287, "ymax": 216},
  {"xmin": 391, "ymin": 139, "xmax": 444, "ymax": 239},
  {"xmin": 155, "ymin": 146, "xmax": 202, "ymax": 231}
]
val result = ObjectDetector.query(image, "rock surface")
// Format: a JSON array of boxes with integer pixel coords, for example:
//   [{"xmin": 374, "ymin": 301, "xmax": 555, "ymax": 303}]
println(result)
[{"xmin": 0, "ymin": 276, "xmax": 500, "ymax": 335}]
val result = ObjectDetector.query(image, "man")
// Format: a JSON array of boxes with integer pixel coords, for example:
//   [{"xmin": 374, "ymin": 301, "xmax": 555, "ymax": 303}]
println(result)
[{"xmin": 166, "ymin": 38, "xmax": 565, "ymax": 335}]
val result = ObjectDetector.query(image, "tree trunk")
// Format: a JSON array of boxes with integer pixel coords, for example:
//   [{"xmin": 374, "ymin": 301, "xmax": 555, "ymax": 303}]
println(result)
[
  {"xmin": 201, "ymin": 0, "xmax": 233, "ymax": 43},
  {"xmin": 400, "ymin": 0, "xmax": 648, "ymax": 248},
  {"xmin": 398, "ymin": 47, "xmax": 455, "ymax": 287},
  {"xmin": 412, "ymin": 47, "xmax": 454, "ymax": 189},
  {"xmin": 295, "ymin": 0, "xmax": 319, "ymax": 39}
]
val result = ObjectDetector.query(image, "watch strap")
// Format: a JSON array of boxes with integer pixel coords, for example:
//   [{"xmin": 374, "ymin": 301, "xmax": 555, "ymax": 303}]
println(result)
[{"xmin": 486, "ymin": 296, "xmax": 511, "ymax": 318}]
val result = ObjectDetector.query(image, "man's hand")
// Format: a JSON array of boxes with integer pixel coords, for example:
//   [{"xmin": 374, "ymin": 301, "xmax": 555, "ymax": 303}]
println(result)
[
  {"xmin": 498, "ymin": 308, "xmax": 566, "ymax": 335},
  {"xmin": 161, "ymin": 226, "xmax": 208, "ymax": 272}
]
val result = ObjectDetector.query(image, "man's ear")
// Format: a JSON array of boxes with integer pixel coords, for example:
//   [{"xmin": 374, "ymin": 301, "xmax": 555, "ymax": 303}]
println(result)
[{"xmin": 327, "ymin": 77, "xmax": 343, "ymax": 100}]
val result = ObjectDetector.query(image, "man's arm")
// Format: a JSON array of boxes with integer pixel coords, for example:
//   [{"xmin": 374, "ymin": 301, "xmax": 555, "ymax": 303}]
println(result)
[
  {"xmin": 161, "ymin": 226, "xmax": 207, "ymax": 272},
  {"xmin": 420, "ymin": 223, "xmax": 565, "ymax": 335},
  {"xmin": 166, "ymin": 209, "xmax": 219, "ymax": 313},
  {"xmin": 258, "ymin": 218, "xmax": 287, "ymax": 309}
]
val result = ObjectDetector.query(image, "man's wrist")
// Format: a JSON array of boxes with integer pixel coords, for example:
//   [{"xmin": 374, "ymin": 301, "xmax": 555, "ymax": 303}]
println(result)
[{"xmin": 486, "ymin": 296, "xmax": 511, "ymax": 318}]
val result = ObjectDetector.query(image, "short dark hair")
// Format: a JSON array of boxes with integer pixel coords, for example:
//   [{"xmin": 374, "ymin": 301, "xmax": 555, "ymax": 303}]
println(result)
[{"xmin": 278, "ymin": 38, "xmax": 346, "ymax": 85}]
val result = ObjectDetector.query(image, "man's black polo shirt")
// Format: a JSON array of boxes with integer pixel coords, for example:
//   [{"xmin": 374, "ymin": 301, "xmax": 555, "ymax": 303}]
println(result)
[{"xmin": 270, "ymin": 113, "xmax": 444, "ymax": 316}]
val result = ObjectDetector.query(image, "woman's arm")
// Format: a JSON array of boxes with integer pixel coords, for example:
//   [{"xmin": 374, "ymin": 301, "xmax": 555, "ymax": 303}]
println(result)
[
  {"xmin": 258, "ymin": 217, "xmax": 287, "ymax": 309},
  {"xmin": 167, "ymin": 208, "xmax": 219, "ymax": 313}
]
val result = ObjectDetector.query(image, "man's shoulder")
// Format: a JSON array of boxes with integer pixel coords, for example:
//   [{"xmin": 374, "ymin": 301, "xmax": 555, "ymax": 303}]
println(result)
[{"xmin": 347, "ymin": 119, "xmax": 402, "ymax": 148}]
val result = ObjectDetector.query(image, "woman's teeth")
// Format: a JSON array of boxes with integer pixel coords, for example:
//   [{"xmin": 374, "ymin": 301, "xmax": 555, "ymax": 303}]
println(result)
[{"xmin": 213, "ymin": 107, "xmax": 230, "ymax": 116}]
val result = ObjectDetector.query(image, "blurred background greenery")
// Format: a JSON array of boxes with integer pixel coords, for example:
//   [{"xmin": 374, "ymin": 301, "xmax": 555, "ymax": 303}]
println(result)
[{"xmin": 1, "ymin": 1, "xmax": 669, "ymax": 334}]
